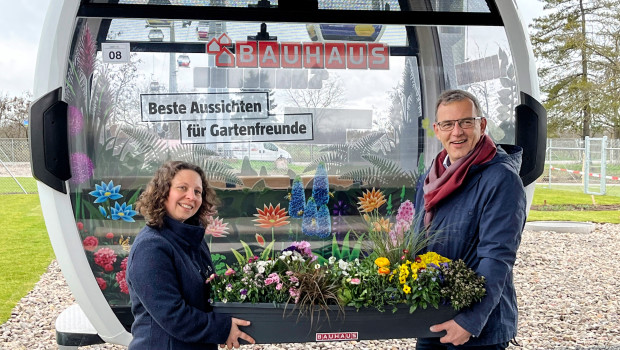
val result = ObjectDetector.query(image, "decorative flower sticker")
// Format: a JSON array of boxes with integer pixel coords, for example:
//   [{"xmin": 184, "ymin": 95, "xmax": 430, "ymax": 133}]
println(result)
[
  {"xmin": 69, "ymin": 152, "xmax": 94, "ymax": 185},
  {"xmin": 357, "ymin": 187, "xmax": 387, "ymax": 213},
  {"xmin": 89, "ymin": 180, "xmax": 123, "ymax": 203},
  {"xmin": 253, "ymin": 203, "xmax": 290, "ymax": 229},
  {"xmin": 110, "ymin": 202, "xmax": 137, "ymax": 222},
  {"xmin": 255, "ymin": 233, "xmax": 266, "ymax": 247},
  {"xmin": 205, "ymin": 217, "xmax": 230, "ymax": 237}
]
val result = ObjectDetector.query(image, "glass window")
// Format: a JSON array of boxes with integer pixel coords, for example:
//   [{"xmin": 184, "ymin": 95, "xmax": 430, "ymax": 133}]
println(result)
[{"xmin": 65, "ymin": 12, "xmax": 515, "ymax": 308}]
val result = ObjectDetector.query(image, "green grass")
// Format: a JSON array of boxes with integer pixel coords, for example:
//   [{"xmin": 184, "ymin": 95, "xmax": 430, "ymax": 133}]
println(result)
[
  {"xmin": 529, "ymin": 185, "xmax": 620, "ymax": 223},
  {"xmin": 0, "ymin": 177, "xmax": 38, "ymax": 194},
  {"xmin": 0, "ymin": 194, "xmax": 54, "ymax": 324}
]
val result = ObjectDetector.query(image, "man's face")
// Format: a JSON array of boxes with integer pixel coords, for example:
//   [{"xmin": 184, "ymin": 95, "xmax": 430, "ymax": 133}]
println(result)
[{"xmin": 433, "ymin": 99, "xmax": 486, "ymax": 163}]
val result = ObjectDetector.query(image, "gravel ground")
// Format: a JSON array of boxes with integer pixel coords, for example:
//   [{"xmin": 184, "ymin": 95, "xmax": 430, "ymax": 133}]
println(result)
[{"xmin": 1, "ymin": 224, "xmax": 619, "ymax": 350}]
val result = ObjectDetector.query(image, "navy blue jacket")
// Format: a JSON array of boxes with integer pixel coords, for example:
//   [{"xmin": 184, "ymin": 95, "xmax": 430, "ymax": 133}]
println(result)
[
  {"xmin": 415, "ymin": 144, "xmax": 526, "ymax": 346},
  {"xmin": 127, "ymin": 216, "xmax": 232, "ymax": 349}
]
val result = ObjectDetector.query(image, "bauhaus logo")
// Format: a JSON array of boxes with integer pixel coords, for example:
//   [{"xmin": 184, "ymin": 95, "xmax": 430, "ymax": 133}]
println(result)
[
  {"xmin": 315, "ymin": 332, "xmax": 359, "ymax": 341},
  {"xmin": 207, "ymin": 33, "xmax": 389, "ymax": 70}
]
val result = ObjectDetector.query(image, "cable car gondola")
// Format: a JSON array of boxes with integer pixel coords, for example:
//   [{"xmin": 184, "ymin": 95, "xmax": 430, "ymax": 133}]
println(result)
[
  {"xmin": 177, "ymin": 54, "xmax": 190, "ymax": 67},
  {"xmin": 30, "ymin": 0, "xmax": 546, "ymax": 347}
]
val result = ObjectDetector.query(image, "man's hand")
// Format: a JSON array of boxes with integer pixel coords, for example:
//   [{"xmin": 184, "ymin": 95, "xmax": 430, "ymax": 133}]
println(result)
[
  {"xmin": 430, "ymin": 319, "xmax": 472, "ymax": 346},
  {"xmin": 220, "ymin": 317, "xmax": 255, "ymax": 349}
]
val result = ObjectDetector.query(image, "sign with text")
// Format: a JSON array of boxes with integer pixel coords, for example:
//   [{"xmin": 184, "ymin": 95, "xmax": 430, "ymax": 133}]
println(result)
[
  {"xmin": 140, "ymin": 92, "xmax": 270, "ymax": 121},
  {"xmin": 181, "ymin": 113, "xmax": 313, "ymax": 144}
]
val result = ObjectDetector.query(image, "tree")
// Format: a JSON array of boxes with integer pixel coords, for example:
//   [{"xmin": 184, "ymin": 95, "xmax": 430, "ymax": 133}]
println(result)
[
  {"xmin": 531, "ymin": 0, "xmax": 618, "ymax": 138},
  {"xmin": 0, "ymin": 92, "xmax": 31, "ymax": 138}
]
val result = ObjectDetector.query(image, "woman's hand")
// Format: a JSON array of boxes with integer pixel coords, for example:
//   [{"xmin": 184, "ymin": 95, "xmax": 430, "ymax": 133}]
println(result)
[{"xmin": 220, "ymin": 317, "xmax": 255, "ymax": 349}]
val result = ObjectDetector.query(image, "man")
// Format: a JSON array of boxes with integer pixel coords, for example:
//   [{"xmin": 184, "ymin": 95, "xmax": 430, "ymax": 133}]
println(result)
[{"xmin": 414, "ymin": 89, "xmax": 526, "ymax": 350}]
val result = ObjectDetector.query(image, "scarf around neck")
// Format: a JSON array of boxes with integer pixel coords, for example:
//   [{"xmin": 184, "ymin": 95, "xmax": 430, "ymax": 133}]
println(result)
[{"xmin": 423, "ymin": 134, "xmax": 497, "ymax": 227}]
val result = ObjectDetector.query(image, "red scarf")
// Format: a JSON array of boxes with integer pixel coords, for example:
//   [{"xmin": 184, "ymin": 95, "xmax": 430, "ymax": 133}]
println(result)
[{"xmin": 423, "ymin": 134, "xmax": 497, "ymax": 227}]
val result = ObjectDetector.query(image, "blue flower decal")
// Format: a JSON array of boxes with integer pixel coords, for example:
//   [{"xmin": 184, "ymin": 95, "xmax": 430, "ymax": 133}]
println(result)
[
  {"xmin": 89, "ymin": 180, "xmax": 123, "ymax": 203},
  {"xmin": 99, "ymin": 206, "xmax": 109, "ymax": 218},
  {"xmin": 110, "ymin": 202, "xmax": 137, "ymax": 222}
]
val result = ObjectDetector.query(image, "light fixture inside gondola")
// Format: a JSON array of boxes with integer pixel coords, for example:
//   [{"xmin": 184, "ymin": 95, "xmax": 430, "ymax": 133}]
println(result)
[
  {"xmin": 148, "ymin": 28, "xmax": 164, "ymax": 41},
  {"xmin": 306, "ymin": 24, "xmax": 385, "ymax": 42},
  {"xmin": 177, "ymin": 54, "xmax": 190, "ymax": 68}
]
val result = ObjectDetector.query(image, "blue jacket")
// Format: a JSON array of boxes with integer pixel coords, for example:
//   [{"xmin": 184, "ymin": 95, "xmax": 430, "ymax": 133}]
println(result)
[
  {"xmin": 127, "ymin": 216, "xmax": 232, "ymax": 349},
  {"xmin": 414, "ymin": 144, "xmax": 526, "ymax": 346}
]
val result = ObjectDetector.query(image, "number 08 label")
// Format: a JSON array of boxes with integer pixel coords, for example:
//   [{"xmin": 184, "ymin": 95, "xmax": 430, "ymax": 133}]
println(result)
[{"xmin": 102, "ymin": 43, "xmax": 130, "ymax": 64}]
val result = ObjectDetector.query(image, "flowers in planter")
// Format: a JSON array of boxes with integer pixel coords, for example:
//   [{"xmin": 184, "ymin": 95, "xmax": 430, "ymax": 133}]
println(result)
[{"xmin": 210, "ymin": 240, "xmax": 485, "ymax": 315}]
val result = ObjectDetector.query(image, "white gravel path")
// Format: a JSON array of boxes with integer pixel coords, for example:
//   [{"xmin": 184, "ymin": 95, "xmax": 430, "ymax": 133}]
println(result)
[{"xmin": 1, "ymin": 224, "xmax": 619, "ymax": 350}]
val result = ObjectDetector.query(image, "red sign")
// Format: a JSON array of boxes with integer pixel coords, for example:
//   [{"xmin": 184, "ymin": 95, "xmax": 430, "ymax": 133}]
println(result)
[
  {"xmin": 315, "ymin": 332, "xmax": 359, "ymax": 341},
  {"xmin": 207, "ymin": 35, "xmax": 389, "ymax": 70}
]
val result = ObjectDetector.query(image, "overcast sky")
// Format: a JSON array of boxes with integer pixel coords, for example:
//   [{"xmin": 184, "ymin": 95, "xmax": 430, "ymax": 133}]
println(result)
[{"xmin": 0, "ymin": 0, "xmax": 545, "ymax": 98}]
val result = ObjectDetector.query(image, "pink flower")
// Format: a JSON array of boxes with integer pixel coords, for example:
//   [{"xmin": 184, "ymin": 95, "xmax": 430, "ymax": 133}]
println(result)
[
  {"xmin": 120, "ymin": 257, "xmax": 128, "ymax": 271},
  {"xmin": 276, "ymin": 283, "xmax": 283, "ymax": 290},
  {"xmin": 83, "ymin": 236, "xmax": 99, "ymax": 251},
  {"xmin": 77, "ymin": 222, "xmax": 84, "ymax": 231},
  {"xmin": 94, "ymin": 247, "xmax": 117, "ymax": 268},
  {"xmin": 68, "ymin": 105, "xmax": 84, "ymax": 136},
  {"xmin": 350, "ymin": 278, "xmax": 361, "ymax": 285},
  {"xmin": 205, "ymin": 217, "xmax": 229, "ymax": 237},
  {"xmin": 396, "ymin": 200, "xmax": 415, "ymax": 224},
  {"xmin": 116, "ymin": 270, "xmax": 128, "ymax": 294},
  {"xmin": 69, "ymin": 152, "xmax": 94, "ymax": 185},
  {"xmin": 106, "ymin": 232, "xmax": 114, "ymax": 239},
  {"xmin": 96, "ymin": 277, "xmax": 107, "ymax": 290},
  {"xmin": 225, "ymin": 268, "xmax": 235, "ymax": 276}
]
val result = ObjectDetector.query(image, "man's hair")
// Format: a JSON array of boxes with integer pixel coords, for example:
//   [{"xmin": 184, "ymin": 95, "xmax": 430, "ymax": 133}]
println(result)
[
  {"xmin": 435, "ymin": 89, "xmax": 483, "ymax": 118},
  {"xmin": 135, "ymin": 161, "xmax": 219, "ymax": 228}
]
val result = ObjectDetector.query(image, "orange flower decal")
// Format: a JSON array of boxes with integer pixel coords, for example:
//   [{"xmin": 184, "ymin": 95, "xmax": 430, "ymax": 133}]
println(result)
[
  {"xmin": 372, "ymin": 217, "xmax": 393, "ymax": 233},
  {"xmin": 255, "ymin": 233, "xmax": 265, "ymax": 247},
  {"xmin": 253, "ymin": 203, "xmax": 290, "ymax": 228},
  {"xmin": 357, "ymin": 188, "xmax": 387, "ymax": 213}
]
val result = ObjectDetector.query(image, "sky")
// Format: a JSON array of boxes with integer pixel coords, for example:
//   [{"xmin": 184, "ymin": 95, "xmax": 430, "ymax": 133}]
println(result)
[{"xmin": 0, "ymin": 0, "xmax": 545, "ymax": 98}]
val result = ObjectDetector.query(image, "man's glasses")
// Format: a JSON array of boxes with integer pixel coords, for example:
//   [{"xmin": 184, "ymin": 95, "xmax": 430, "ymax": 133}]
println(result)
[{"xmin": 435, "ymin": 117, "xmax": 483, "ymax": 131}]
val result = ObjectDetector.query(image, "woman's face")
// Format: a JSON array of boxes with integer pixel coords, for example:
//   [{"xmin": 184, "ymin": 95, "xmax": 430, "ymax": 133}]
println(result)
[{"xmin": 164, "ymin": 169, "xmax": 203, "ymax": 222}]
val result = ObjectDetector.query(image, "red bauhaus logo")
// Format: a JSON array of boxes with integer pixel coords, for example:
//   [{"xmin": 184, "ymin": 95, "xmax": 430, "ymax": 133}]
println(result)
[
  {"xmin": 315, "ymin": 332, "xmax": 359, "ymax": 341},
  {"xmin": 206, "ymin": 33, "xmax": 389, "ymax": 70}
]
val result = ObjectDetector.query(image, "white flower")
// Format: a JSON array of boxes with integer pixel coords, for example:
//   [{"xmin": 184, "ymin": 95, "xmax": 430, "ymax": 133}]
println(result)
[
  {"xmin": 222, "ymin": 298, "xmax": 228, "ymax": 303},
  {"xmin": 258, "ymin": 266, "xmax": 265, "ymax": 274},
  {"xmin": 338, "ymin": 260, "xmax": 349, "ymax": 271},
  {"xmin": 240, "ymin": 294, "xmax": 247, "ymax": 300},
  {"xmin": 328, "ymin": 256, "xmax": 337, "ymax": 265},
  {"xmin": 315, "ymin": 264, "xmax": 321, "ymax": 270}
]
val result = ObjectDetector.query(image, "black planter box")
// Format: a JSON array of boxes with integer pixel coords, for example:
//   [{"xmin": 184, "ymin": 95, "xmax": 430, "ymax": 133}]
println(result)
[{"xmin": 212, "ymin": 302, "xmax": 458, "ymax": 344}]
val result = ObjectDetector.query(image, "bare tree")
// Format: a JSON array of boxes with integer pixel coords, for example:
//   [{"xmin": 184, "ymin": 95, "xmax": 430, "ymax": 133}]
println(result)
[{"xmin": 0, "ymin": 92, "xmax": 31, "ymax": 138}]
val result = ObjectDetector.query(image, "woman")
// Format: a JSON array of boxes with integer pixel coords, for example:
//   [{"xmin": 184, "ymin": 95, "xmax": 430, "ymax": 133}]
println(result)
[{"xmin": 127, "ymin": 161, "xmax": 255, "ymax": 349}]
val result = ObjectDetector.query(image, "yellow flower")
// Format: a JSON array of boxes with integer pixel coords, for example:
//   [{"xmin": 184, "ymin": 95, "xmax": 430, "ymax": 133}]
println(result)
[
  {"xmin": 403, "ymin": 285, "xmax": 411, "ymax": 294},
  {"xmin": 374, "ymin": 257, "xmax": 390, "ymax": 268},
  {"xmin": 399, "ymin": 275, "xmax": 407, "ymax": 284},
  {"xmin": 357, "ymin": 188, "xmax": 387, "ymax": 213},
  {"xmin": 418, "ymin": 252, "xmax": 451, "ymax": 265}
]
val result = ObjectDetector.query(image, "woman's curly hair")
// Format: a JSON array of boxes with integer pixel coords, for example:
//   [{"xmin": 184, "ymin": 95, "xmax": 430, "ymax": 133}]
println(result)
[{"xmin": 135, "ymin": 161, "xmax": 219, "ymax": 228}]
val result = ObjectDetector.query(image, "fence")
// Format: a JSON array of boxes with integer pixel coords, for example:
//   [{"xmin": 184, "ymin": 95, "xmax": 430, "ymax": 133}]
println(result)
[
  {"xmin": 3, "ymin": 137, "xmax": 620, "ymax": 195},
  {"xmin": 544, "ymin": 137, "xmax": 620, "ymax": 195}
]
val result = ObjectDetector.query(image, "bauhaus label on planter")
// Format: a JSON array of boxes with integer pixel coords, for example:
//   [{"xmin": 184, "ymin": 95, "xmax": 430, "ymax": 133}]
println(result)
[{"xmin": 212, "ymin": 302, "xmax": 458, "ymax": 344}]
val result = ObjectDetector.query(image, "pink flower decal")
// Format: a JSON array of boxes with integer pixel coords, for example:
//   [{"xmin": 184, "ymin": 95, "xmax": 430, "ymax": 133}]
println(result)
[
  {"xmin": 94, "ymin": 247, "xmax": 117, "ymax": 269},
  {"xmin": 116, "ymin": 270, "xmax": 129, "ymax": 294},
  {"xmin": 205, "ymin": 217, "xmax": 230, "ymax": 237},
  {"xmin": 96, "ymin": 277, "xmax": 107, "ymax": 290},
  {"xmin": 82, "ymin": 236, "xmax": 99, "ymax": 251}
]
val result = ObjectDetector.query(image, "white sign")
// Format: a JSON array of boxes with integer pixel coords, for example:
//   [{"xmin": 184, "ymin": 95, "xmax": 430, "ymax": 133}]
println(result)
[
  {"xmin": 140, "ymin": 92, "xmax": 270, "ymax": 121},
  {"xmin": 181, "ymin": 113, "xmax": 313, "ymax": 144},
  {"xmin": 102, "ymin": 43, "xmax": 131, "ymax": 64}
]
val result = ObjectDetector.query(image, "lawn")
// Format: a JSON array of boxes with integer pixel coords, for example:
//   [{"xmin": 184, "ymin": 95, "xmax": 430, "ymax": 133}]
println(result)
[{"xmin": 0, "ymin": 194, "xmax": 54, "ymax": 324}]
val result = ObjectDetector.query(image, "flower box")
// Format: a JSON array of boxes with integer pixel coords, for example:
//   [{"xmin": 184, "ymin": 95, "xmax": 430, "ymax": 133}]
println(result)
[{"xmin": 212, "ymin": 302, "xmax": 458, "ymax": 344}]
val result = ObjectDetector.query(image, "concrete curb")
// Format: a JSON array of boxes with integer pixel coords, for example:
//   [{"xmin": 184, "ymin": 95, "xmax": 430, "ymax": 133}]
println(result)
[{"xmin": 524, "ymin": 221, "xmax": 595, "ymax": 233}]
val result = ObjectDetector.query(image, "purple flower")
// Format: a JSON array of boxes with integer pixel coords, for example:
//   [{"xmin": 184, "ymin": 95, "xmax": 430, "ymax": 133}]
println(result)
[
  {"xmin": 69, "ymin": 152, "xmax": 94, "ymax": 184},
  {"xmin": 240, "ymin": 289, "xmax": 248, "ymax": 295},
  {"xmin": 68, "ymin": 106, "xmax": 84, "ymax": 136}
]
